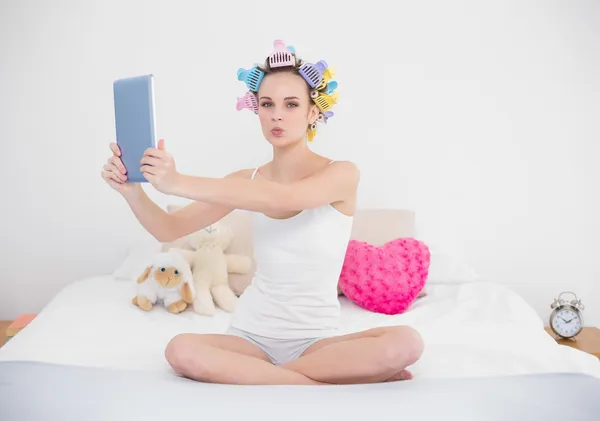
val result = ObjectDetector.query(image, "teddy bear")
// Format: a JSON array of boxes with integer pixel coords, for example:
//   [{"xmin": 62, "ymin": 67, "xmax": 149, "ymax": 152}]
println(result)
[
  {"xmin": 132, "ymin": 251, "xmax": 195, "ymax": 314},
  {"xmin": 169, "ymin": 221, "xmax": 252, "ymax": 316}
]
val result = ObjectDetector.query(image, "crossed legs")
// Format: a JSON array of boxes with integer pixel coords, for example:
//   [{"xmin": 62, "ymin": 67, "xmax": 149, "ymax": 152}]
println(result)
[
  {"xmin": 164, "ymin": 333, "xmax": 321, "ymax": 385},
  {"xmin": 284, "ymin": 326, "xmax": 424, "ymax": 384},
  {"xmin": 165, "ymin": 325, "xmax": 423, "ymax": 385}
]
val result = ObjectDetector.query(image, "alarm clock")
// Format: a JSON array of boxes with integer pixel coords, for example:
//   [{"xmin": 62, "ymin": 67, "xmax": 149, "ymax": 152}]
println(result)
[{"xmin": 549, "ymin": 291, "xmax": 585, "ymax": 339}]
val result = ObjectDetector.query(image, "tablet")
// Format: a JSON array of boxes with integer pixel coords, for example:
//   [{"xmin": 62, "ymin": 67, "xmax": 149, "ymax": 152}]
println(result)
[{"xmin": 113, "ymin": 74, "xmax": 157, "ymax": 183}]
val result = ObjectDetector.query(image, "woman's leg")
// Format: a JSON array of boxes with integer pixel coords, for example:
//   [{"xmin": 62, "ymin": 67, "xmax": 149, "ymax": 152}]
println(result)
[
  {"xmin": 282, "ymin": 326, "xmax": 424, "ymax": 385},
  {"xmin": 164, "ymin": 333, "xmax": 323, "ymax": 385}
]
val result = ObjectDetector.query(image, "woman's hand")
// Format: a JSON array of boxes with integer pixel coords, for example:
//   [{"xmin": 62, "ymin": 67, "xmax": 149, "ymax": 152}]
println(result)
[
  {"xmin": 101, "ymin": 142, "xmax": 139, "ymax": 197},
  {"xmin": 141, "ymin": 139, "xmax": 181, "ymax": 195}
]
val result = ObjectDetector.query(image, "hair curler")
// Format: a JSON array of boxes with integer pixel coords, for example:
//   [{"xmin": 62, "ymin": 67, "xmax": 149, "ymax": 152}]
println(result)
[
  {"xmin": 268, "ymin": 40, "xmax": 296, "ymax": 68},
  {"xmin": 236, "ymin": 91, "xmax": 258, "ymax": 114},
  {"xmin": 312, "ymin": 91, "xmax": 339, "ymax": 112},
  {"xmin": 237, "ymin": 65, "xmax": 264, "ymax": 92},
  {"xmin": 298, "ymin": 60, "xmax": 328, "ymax": 88}
]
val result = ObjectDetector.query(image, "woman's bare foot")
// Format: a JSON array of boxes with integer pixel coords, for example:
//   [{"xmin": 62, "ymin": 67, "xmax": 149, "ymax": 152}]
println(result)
[{"xmin": 386, "ymin": 369, "xmax": 413, "ymax": 382}]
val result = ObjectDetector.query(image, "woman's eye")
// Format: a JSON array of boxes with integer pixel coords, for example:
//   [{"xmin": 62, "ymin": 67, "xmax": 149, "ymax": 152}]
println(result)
[
  {"xmin": 287, "ymin": 103, "xmax": 298, "ymax": 108},
  {"xmin": 261, "ymin": 102, "xmax": 272, "ymax": 107}
]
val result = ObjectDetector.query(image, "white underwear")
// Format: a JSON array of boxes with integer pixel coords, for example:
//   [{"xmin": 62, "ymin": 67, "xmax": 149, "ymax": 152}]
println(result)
[{"xmin": 225, "ymin": 326, "xmax": 324, "ymax": 366}]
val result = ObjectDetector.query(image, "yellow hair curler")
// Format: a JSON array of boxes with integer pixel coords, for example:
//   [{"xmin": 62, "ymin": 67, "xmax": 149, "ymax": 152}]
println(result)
[
  {"xmin": 312, "ymin": 91, "xmax": 339, "ymax": 112},
  {"xmin": 315, "ymin": 67, "xmax": 335, "ymax": 91}
]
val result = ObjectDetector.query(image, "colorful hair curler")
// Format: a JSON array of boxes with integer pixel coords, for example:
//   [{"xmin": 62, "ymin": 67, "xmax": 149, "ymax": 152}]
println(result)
[
  {"xmin": 307, "ymin": 125, "xmax": 317, "ymax": 142},
  {"xmin": 317, "ymin": 111, "xmax": 334, "ymax": 123},
  {"xmin": 268, "ymin": 40, "xmax": 295, "ymax": 68},
  {"xmin": 237, "ymin": 65, "xmax": 264, "ymax": 92},
  {"xmin": 298, "ymin": 60, "xmax": 328, "ymax": 88},
  {"xmin": 236, "ymin": 91, "xmax": 258, "ymax": 114},
  {"xmin": 325, "ymin": 80, "xmax": 338, "ymax": 95},
  {"xmin": 312, "ymin": 91, "xmax": 339, "ymax": 112},
  {"xmin": 315, "ymin": 67, "xmax": 336, "ymax": 91}
]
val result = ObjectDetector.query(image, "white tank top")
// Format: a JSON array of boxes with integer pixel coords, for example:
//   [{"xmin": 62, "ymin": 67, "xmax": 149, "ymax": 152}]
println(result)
[{"xmin": 229, "ymin": 162, "xmax": 354, "ymax": 339}]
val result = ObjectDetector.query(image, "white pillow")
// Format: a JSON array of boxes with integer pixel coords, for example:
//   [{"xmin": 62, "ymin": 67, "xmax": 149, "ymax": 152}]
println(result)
[
  {"xmin": 426, "ymin": 245, "xmax": 480, "ymax": 284},
  {"xmin": 113, "ymin": 239, "xmax": 163, "ymax": 281}
]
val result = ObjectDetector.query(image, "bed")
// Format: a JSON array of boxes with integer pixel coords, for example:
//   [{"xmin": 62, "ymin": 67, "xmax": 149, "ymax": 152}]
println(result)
[{"xmin": 2, "ymin": 209, "xmax": 600, "ymax": 420}]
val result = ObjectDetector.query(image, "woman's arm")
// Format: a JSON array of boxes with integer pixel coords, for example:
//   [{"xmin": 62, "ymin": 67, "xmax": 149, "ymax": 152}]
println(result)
[
  {"xmin": 124, "ymin": 169, "xmax": 253, "ymax": 243},
  {"xmin": 138, "ymin": 140, "xmax": 359, "ymax": 215},
  {"xmin": 167, "ymin": 161, "xmax": 360, "ymax": 213}
]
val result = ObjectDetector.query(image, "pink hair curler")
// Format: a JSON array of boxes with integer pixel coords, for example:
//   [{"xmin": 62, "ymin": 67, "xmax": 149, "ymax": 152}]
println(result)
[
  {"xmin": 298, "ymin": 60, "xmax": 328, "ymax": 88},
  {"xmin": 237, "ymin": 65, "xmax": 264, "ymax": 92},
  {"xmin": 268, "ymin": 40, "xmax": 295, "ymax": 68},
  {"xmin": 236, "ymin": 91, "xmax": 258, "ymax": 114}
]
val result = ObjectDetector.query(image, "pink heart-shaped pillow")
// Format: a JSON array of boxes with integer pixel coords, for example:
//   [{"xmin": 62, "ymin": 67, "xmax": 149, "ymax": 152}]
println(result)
[{"xmin": 338, "ymin": 238, "xmax": 430, "ymax": 315}]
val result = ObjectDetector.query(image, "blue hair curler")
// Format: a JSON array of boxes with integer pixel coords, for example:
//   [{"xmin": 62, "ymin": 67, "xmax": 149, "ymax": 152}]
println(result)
[
  {"xmin": 325, "ymin": 80, "xmax": 338, "ymax": 95},
  {"xmin": 237, "ymin": 65, "xmax": 264, "ymax": 92}
]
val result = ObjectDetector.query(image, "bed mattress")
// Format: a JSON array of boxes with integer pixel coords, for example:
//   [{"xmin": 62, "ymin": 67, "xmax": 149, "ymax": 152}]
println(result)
[
  {"xmin": 1, "ymin": 275, "xmax": 599, "ymax": 381},
  {"xmin": 2, "ymin": 360, "xmax": 600, "ymax": 421}
]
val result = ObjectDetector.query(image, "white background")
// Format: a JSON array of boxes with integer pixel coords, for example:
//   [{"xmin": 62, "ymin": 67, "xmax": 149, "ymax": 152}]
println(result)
[{"xmin": 1, "ymin": 0, "xmax": 598, "ymax": 325}]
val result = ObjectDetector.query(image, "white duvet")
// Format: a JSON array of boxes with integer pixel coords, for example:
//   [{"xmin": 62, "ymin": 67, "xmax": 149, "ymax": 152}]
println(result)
[{"xmin": 1, "ymin": 276, "xmax": 599, "ymax": 380}]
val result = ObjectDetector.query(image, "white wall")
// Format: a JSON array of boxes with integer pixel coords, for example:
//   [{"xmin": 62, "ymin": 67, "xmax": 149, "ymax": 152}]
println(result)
[{"xmin": 1, "ymin": 0, "xmax": 598, "ymax": 325}]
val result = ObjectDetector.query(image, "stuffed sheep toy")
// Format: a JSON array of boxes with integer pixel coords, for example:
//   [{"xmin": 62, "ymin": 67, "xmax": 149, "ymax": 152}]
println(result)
[{"xmin": 132, "ymin": 251, "xmax": 195, "ymax": 314}]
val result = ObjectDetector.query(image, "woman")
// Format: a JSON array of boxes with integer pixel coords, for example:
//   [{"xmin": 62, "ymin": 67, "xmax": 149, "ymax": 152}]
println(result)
[{"xmin": 101, "ymin": 41, "xmax": 424, "ymax": 385}]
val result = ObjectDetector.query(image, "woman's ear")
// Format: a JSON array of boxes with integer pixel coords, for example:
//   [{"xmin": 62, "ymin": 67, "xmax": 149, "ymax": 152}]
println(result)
[{"xmin": 308, "ymin": 103, "xmax": 319, "ymax": 124}]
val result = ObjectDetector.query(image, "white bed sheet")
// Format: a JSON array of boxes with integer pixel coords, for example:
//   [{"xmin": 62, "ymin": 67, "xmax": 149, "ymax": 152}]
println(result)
[{"xmin": 1, "ymin": 275, "xmax": 599, "ymax": 380}]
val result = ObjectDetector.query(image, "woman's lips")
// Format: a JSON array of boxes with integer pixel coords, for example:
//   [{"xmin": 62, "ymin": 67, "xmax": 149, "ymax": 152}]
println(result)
[{"xmin": 271, "ymin": 128, "xmax": 284, "ymax": 136}]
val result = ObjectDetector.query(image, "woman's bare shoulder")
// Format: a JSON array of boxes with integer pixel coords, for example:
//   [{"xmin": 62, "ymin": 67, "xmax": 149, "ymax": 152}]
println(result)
[
  {"xmin": 326, "ymin": 160, "xmax": 360, "ymax": 180},
  {"xmin": 328, "ymin": 159, "xmax": 359, "ymax": 169},
  {"xmin": 225, "ymin": 168, "xmax": 257, "ymax": 179}
]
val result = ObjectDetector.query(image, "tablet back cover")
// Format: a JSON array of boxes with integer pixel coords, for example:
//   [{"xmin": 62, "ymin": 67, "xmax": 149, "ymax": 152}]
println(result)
[{"xmin": 113, "ymin": 74, "xmax": 156, "ymax": 183}]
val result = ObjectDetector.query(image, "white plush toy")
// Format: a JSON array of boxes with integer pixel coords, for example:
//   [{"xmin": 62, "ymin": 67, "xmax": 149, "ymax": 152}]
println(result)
[
  {"xmin": 170, "ymin": 221, "xmax": 252, "ymax": 316},
  {"xmin": 132, "ymin": 251, "xmax": 196, "ymax": 314}
]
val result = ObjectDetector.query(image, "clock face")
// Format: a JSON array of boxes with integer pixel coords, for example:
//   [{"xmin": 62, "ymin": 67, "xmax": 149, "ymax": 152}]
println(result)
[{"xmin": 552, "ymin": 308, "xmax": 582, "ymax": 337}]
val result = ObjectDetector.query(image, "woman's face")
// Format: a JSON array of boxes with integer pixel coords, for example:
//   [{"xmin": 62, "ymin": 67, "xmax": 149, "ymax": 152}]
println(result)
[{"xmin": 257, "ymin": 72, "xmax": 319, "ymax": 147}]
